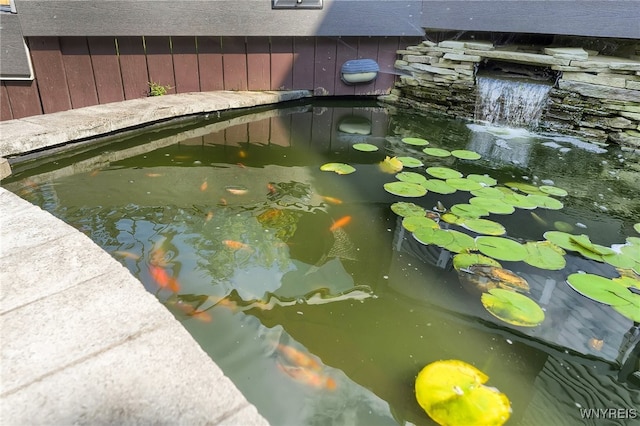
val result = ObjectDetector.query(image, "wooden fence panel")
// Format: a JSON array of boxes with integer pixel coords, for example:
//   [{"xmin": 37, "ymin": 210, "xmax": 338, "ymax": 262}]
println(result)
[
  {"xmin": 1, "ymin": 83, "xmax": 13, "ymax": 120},
  {"xmin": 314, "ymin": 37, "xmax": 338, "ymax": 95},
  {"xmin": 292, "ymin": 37, "xmax": 315, "ymax": 90},
  {"xmin": 221, "ymin": 37, "xmax": 248, "ymax": 91},
  {"xmin": 333, "ymin": 37, "xmax": 358, "ymax": 96},
  {"xmin": 145, "ymin": 36, "xmax": 176, "ymax": 95},
  {"xmin": 248, "ymin": 117, "xmax": 270, "ymax": 144},
  {"xmin": 375, "ymin": 37, "xmax": 400, "ymax": 94},
  {"xmin": 172, "ymin": 36, "xmax": 200, "ymax": 93},
  {"xmin": 60, "ymin": 37, "xmax": 99, "ymax": 109},
  {"xmin": 4, "ymin": 81, "xmax": 42, "ymax": 119},
  {"xmin": 117, "ymin": 36, "xmax": 149, "ymax": 99},
  {"xmin": 197, "ymin": 36, "xmax": 224, "ymax": 92},
  {"xmin": 246, "ymin": 37, "xmax": 271, "ymax": 91},
  {"xmin": 354, "ymin": 37, "xmax": 379, "ymax": 95},
  {"xmin": 270, "ymin": 37, "xmax": 293, "ymax": 91},
  {"xmin": 28, "ymin": 37, "xmax": 72, "ymax": 113},
  {"xmin": 87, "ymin": 37, "xmax": 125, "ymax": 104}
]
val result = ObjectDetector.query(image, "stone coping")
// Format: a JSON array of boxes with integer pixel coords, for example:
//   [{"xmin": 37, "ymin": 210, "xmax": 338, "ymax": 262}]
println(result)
[{"xmin": 0, "ymin": 90, "xmax": 316, "ymax": 425}]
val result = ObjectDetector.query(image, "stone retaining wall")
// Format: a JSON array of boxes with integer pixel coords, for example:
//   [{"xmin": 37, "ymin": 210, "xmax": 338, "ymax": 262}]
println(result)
[{"xmin": 383, "ymin": 39, "xmax": 640, "ymax": 149}]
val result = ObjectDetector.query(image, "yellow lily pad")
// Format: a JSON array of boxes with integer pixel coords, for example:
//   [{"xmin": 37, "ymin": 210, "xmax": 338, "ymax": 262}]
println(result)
[
  {"xmin": 415, "ymin": 360, "xmax": 511, "ymax": 426},
  {"xmin": 379, "ymin": 156, "xmax": 403, "ymax": 174}
]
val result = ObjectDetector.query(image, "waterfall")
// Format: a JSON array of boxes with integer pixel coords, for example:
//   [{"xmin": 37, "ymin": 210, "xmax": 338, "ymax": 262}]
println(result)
[{"xmin": 474, "ymin": 76, "xmax": 552, "ymax": 129}]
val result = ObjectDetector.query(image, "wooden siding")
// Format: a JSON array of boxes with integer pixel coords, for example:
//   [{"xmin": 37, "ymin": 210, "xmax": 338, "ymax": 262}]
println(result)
[{"xmin": 2, "ymin": 36, "xmax": 410, "ymax": 121}]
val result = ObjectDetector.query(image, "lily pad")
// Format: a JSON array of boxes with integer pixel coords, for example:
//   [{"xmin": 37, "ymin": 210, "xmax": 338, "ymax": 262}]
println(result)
[
  {"xmin": 451, "ymin": 149, "xmax": 482, "ymax": 160},
  {"xmin": 505, "ymin": 182, "xmax": 544, "ymax": 195},
  {"xmin": 413, "ymin": 227, "xmax": 439, "ymax": 246},
  {"xmin": 526, "ymin": 194, "xmax": 564, "ymax": 210},
  {"xmin": 635, "ymin": 223, "xmax": 640, "ymax": 234},
  {"xmin": 402, "ymin": 216, "xmax": 439, "ymax": 232},
  {"xmin": 476, "ymin": 237, "xmax": 527, "ymax": 262},
  {"xmin": 396, "ymin": 171, "xmax": 428, "ymax": 185},
  {"xmin": 603, "ymin": 251, "xmax": 638, "ymax": 269},
  {"xmin": 453, "ymin": 253, "xmax": 502, "ymax": 271},
  {"xmin": 470, "ymin": 187, "xmax": 506, "ymax": 199},
  {"xmin": 501, "ymin": 193, "xmax": 539, "ymax": 210},
  {"xmin": 438, "ymin": 230, "xmax": 477, "ymax": 253},
  {"xmin": 379, "ymin": 156, "xmax": 403, "ymax": 174},
  {"xmin": 384, "ymin": 181, "xmax": 427, "ymax": 197},
  {"xmin": 397, "ymin": 156, "xmax": 423, "ymax": 168},
  {"xmin": 320, "ymin": 162, "xmax": 356, "ymax": 175},
  {"xmin": 539, "ymin": 185, "xmax": 568, "ymax": 197},
  {"xmin": 422, "ymin": 147, "xmax": 451, "ymax": 157},
  {"xmin": 441, "ymin": 213, "xmax": 466, "ymax": 226},
  {"xmin": 451, "ymin": 204, "xmax": 490, "ymax": 219},
  {"xmin": 422, "ymin": 179, "xmax": 457, "ymax": 195},
  {"xmin": 446, "ymin": 178, "xmax": 484, "ymax": 192},
  {"xmin": 391, "ymin": 202, "xmax": 425, "ymax": 218},
  {"xmin": 462, "ymin": 219, "xmax": 506, "ymax": 236},
  {"xmin": 481, "ymin": 288, "xmax": 545, "ymax": 327},
  {"xmin": 402, "ymin": 137, "xmax": 429, "ymax": 146},
  {"xmin": 467, "ymin": 174, "xmax": 497, "ymax": 187},
  {"xmin": 415, "ymin": 360, "xmax": 511, "ymax": 426},
  {"xmin": 523, "ymin": 241, "xmax": 566, "ymax": 271},
  {"xmin": 352, "ymin": 143, "xmax": 379, "ymax": 152},
  {"xmin": 621, "ymin": 243, "xmax": 640, "ymax": 260},
  {"xmin": 469, "ymin": 197, "xmax": 515, "ymax": 215},
  {"xmin": 566, "ymin": 273, "xmax": 638, "ymax": 307},
  {"xmin": 426, "ymin": 167, "xmax": 462, "ymax": 180}
]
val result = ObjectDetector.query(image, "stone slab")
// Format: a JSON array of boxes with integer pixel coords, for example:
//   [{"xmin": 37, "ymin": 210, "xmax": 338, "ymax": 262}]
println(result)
[
  {"xmin": 570, "ymin": 55, "xmax": 640, "ymax": 71},
  {"xmin": 543, "ymin": 47, "xmax": 589, "ymax": 61},
  {"xmin": 410, "ymin": 63, "xmax": 459, "ymax": 76},
  {"xmin": 627, "ymin": 80, "xmax": 640, "ymax": 90},
  {"xmin": 438, "ymin": 40, "xmax": 466, "ymax": 49},
  {"xmin": 558, "ymin": 80, "xmax": 640, "ymax": 102},
  {"xmin": 561, "ymin": 72, "xmax": 627, "ymax": 88},
  {"xmin": 443, "ymin": 53, "xmax": 482, "ymax": 62},
  {"xmin": 0, "ymin": 157, "xmax": 10, "ymax": 180},
  {"xmin": 465, "ymin": 49, "xmax": 571, "ymax": 66},
  {"xmin": 463, "ymin": 41, "xmax": 494, "ymax": 51}
]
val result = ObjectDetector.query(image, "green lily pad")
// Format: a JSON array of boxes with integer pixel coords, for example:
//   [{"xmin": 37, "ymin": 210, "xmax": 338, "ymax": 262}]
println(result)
[
  {"xmin": 390, "ymin": 202, "xmax": 426, "ymax": 218},
  {"xmin": 481, "ymin": 288, "xmax": 545, "ymax": 327},
  {"xmin": 439, "ymin": 230, "xmax": 477, "ymax": 253},
  {"xmin": 470, "ymin": 187, "xmax": 506, "ymax": 199},
  {"xmin": 566, "ymin": 273, "xmax": 638, "ymax": 307},
  {"xmin": 505, "ymin": 182, "xmax": 544, "ymax": 195},
  {"xmin": 426, "ymin": 166, "xmax": 462, "ymax": 180},
  {"xmin": 603, "ymin": 252, "xmax": 638, "ymax": 269},
  {"xmin": 402, "ymin": 216, "xmax": 439, "ymax": 232},
  {"xmin": 635, "ymin": 223, "xmax": 640, "ymax": 234},
  {"xmin": 415, "ymin": 360, "xmax": 511, "ymax": 426},
  {"xmin": 396, "ymin": 171, "xmax": 428, "ymax": 185},
  {"xmin": 469, "ymin": 197, "xmax": 515, "ymax": 215},
  {"xmin": 462, "ymin": 219, "xmax": 506, "ymax": 236},
  {"xmin": 402, "ymin": 137, "xmax": 429, "ymax": 146},
  {"xmin": 397, "ymin": 156, "xmax": 423, "ymax": 168},
  {"xmin": 539, "ymin": 185, "xmax": 568, "ymax": 197},
  {"xmin": 413, "ymin": 227, "xmax": 439, "ymax": 246},
  {"xmin": 621, "ymin": 243, "xmax": 640, "ymax": 260},
  {"xmin": 501, "ymin": 193, "xmax": 539, "ymax": 210},
  {"xmin": 422, "ymin": 147, "xmax": 451, "ymax": 157},
  {"xmin": 453, "ymin": 253, "xmax": 502, "ymax": 271},
  {"xmin": 451, "ymin": 149, "xmax": 482, "ymax": 160},
  {"xmin": 627, "ymin": 237, "xmax": 640, "ymax": 246},
  {"xmin": 467, "ymin": 174, "xmax": 497, "ymax": 187},
  {"xmin": 352, "ymin": 143, "xmax": 379, "ymax": 152},
  {"xmin": 543, "ymin": 231, "xmax": 579, "ymax": 251},
  {"xmin": 451, "ymin": 204, "xmax": 490, "ymax": 219},
  {"xmin": 526, "ymin": 194, "xmax": 564, "ymax": 210},
  {"xmin": 441, "ymin": 213, "xmax": 466, "ymax": 225},
  {"xmin": 320, "ymin": 162, "xmax": 356, "ymax": 175},
  {"xmin": 476, "ymin": 237, "xmax": 528, "ymax": 262},
  {"xmin": 543, "ymin": 231, "xmax": 605, "ymax": 262},
  {"xmin": 384, "ymin": 181, "xmax": 427, "ymax": 197},
  {"xmin": 523, "ymin": 241, "xmax": 566, "ymax": 271},
  {"xmin": 422, "ymin": 179, "xmax": 457, "ymax": 195},
  {"xmin": 613, "ymin": 301, "xmax": 640, "ymax": 322},
  {"xmin": 446, "ymin": 178, "xmax": 484, "ymax": 192}
]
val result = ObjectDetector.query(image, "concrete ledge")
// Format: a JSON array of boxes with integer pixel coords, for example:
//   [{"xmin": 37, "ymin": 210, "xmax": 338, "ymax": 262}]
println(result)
[{"xmin": 0, "ymin": 90, "xmax": 312, "ymax": 159}]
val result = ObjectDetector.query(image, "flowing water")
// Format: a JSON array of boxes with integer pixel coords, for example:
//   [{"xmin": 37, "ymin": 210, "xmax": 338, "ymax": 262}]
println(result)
[
  {"xmin": 3, "ymin": 100, "xmax": 639, "ymax": 425},
  {"xmin": 474, "ymin": 76, "xmax": 553, "ymax": 129}
]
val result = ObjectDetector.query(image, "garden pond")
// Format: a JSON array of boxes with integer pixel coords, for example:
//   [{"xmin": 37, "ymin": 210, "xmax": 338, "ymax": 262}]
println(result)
[{"xmin": 3, "ymin": 99, "xmax": 639, "ymax": 425}]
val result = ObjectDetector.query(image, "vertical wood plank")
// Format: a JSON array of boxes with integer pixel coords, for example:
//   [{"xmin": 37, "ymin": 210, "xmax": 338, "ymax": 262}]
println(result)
[
  {"xmin": 203, "ymin": 130, "xmax": 225, "ymax": 146},
  {"xmin": 270, "ymin": 115, "xmax": 291, "ymax": 146},
  {"xmin": 28, "ymin": 37, "xmax": 72, "ymax": 113},
  {"xmin": 270, "ymin": 37, "xmax": 293, "ymax": 90},
  {"xmin": 292, "ymin": 37, "xmax": 315, "ymax": 90},
  {"xmin": 117, "ymin": 36, "xmax": 149, "ymax": 100},
  {"xmin": 310, "ymin": 106, "xmax": 332, "ymax": 151},
  {"xmin": 145, "ymin": 36, "xmax": 176, "ymax": 95},
  {"xmin": 289, "ymin": 110, "xmax": 312, "ymax": 147},
  {"xmin": 60, "ymin": 37, "xmax": 99, "ymax": 109},
  {"xmin": 248, "ymin": 117, "xmax": 270, "ymax": 144},
  {"xmin": 172, "ymin": 36, "xmax": 200, "ymax": 93},
  {"xmin": 1, "ymin": 83, "xmax": 13, "ymax": 120},
  {"xmin": 4, "ymin": 81, "xmax": 43, "ymax": 119},
  {"xmin": 224, "ymin": 123, "xmax": 248, "ymax": 147},
  {"xmin": 197, "ymin": 36, "xmax": 224, "ymax": 92},
  {"xmin": 355, "ymin": 37, "xmax": 379, "ymax": 95},
  {"xmin": 246, "ymin": 37, "xmax": 271, "ymax": 91},
  {"xmin": 87, "ymin": 37, "xmax": 125, "ymax": 104},
  {"xmin": 375, "ymin": 37, "xmax": 400, "ymax": 94},
  {"xmin": 333, "ymin": 37, "xmax": 358, "ymax": 96},
  {"xmin": 221, "ymin": 37, "xmax": 248, "ymax": 91},
  {"xmin": 314, "ymin": 37, "xmax": 337, "ymax": 96}
]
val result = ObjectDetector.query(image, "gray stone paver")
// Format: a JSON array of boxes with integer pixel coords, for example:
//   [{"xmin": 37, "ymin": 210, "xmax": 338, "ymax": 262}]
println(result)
[{"xmin": 0, "ymin": 91, "xmax": 314, "ymax": 425}]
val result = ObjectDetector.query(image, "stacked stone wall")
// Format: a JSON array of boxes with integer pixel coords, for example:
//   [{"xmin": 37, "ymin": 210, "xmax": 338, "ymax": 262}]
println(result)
[{"xmin": 383, "ymin": 39, "xmax": 640, "ymax": 149}]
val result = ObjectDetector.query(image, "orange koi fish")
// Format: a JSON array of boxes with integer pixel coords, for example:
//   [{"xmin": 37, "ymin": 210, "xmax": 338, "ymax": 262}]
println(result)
[
  {"xmin": 276, "ymin": 344, "xmax": 321, "ymax": 371},
  {"xmin": 320, "ymin": 195, "xmax": 343, "ymax": 205},
  {"xmin": 200, "ymin": 180, "xmax": 208, "ymax": 191},
  {"xmin": 219, "ymin": 198, "xmax": 228, "ymax": 206},
  {"xmin": 113, "ymin": 250, "xmax": 141, "ymax": 260},
  {"xmin": 205, "ymin": 211, "xmax": 214, "ymax": 222},
  {"xmin": 89, "ymin": 170, "xmax": 100, "ymax": 177},
  {"xmin": 148, "ymin": 264, "xmax": 180, "ymax": 293},
  {"xmin": 150, "ymin": 246, "xmax": 168, "ymax": 267},
  {"xmin": 238, "ymin": 150, "xmax": 247, "ymax": 159},
  {"xmin": 277, "ymin": 363, "xmax": 337, "ymax": 390},
  {"xmin": 329, "ymin": 215, "xmax": 352, "ymax": 232},
  {"xmin": 174, "ymin": 301, "xmax": 212, "ymax": 323},
  {"xmin": 222, "ymin": 240, "xmax": 252, "ymax": 251},
  {"xmin": 145, "ymin": 173, "xmax": 162, "ymax": 178},
  {"xmin": 226, "ymin": 187, "xmax": 248, "ymax": 195},
  {"xmin": 267, "ymin": 183, "xmax": 277, "ymax": 194},
  {"xmin": 207, "ymin": 295, "xmax": 239, "ymax": 312},
  {"xmin": 237, "ymin": 163, "xmax": 246, "ymax": 168}
]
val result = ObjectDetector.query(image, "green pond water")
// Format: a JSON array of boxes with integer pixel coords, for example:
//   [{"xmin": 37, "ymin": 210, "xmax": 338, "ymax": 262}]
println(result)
[{"xmin": 3, "ymin": 100, "xmax": 639, "ymax": 425}]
